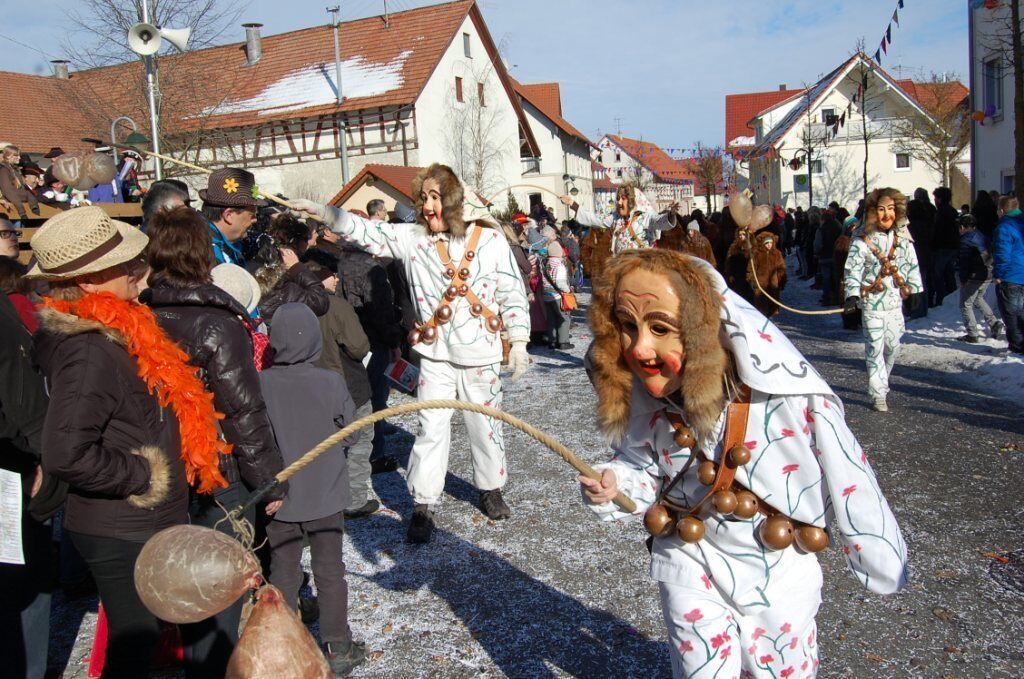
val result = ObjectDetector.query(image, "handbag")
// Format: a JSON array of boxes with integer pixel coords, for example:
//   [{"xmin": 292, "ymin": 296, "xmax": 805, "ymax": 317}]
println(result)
[{"xmin": 559, "ymin": 291, "xmax": 578, "ymax": 312}]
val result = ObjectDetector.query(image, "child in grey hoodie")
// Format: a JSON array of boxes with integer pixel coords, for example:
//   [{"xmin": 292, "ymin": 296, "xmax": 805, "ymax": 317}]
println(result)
[{"xmin": 259, "ymin": 302, "xmax": 365, "ymax": 675}]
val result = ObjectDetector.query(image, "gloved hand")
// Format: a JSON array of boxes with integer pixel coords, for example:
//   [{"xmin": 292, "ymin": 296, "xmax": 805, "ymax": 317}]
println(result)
[
  {"xmin": 843, "ymin": 296, "xmax": 860, "ymax": 315},
  {"xmin": 288, "ymin": 198, "xmax": 327, "ymax": 220},
  {"xmin": 506, "ymin": 341, "xmax": 530, "ymax": 381}
]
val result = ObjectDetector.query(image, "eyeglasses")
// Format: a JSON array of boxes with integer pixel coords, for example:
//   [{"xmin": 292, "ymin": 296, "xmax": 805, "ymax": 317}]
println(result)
[{"xmin": 0, "ymin": 229, "xmax": 23, "ymax": 240}]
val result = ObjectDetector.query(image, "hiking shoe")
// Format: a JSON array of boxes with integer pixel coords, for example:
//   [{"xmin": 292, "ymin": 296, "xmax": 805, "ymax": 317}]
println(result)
[
  {"xmin": 958, "ymin": 334, "xmax": 982, "ymax": 344},
  {"xmin": 344, "ymin": 499, "xmax": 380, "ymax": 519},
  {"xmin": 872, "ymin": 397, "xmax": 888, "ymax": 412},
  {"xmin": 990, "ymin": 320, "xmax": 1005, "ymax": 340},
  {"xmin": 555, "ymin": 342, "xmax": 575, "ymax": 350},
  {"xmin": 479, "ymin": 489, "xmax": 511, "ymax": 520},
  {"xmin": 325, "ymin": 640, "xmax": 366, "ymax": 677},
  {"xmin": 406, "ymin": 504, "xmax": 435, "ymax": 544},
  {"xmin": 298, "ymin": 595, "xmax": 320, "ymax": 624},
  {"xmin": 370, "ymin": 456, "xmax": 399, "ymax": 474}
]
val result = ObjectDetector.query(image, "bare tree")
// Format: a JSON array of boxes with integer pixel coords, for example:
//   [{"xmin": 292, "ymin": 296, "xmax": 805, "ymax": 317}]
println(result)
[
  {"xmin": 842, "ymin": 54, "xmax": 888, "ymax": 204},
  {"xmin": 891, "ymin": 73, "xmax": 970, "ymax": 187},
  {"xmin": 692, "ymin": 142, "xmax": 724, "ymax": 214},
  {"xmin": 977, "ymin": 1, "xmax": 1024, "ymax": 197},
  {"xmin": 443, "ymin": 61, "xmax": 514, "ymax": 198}
]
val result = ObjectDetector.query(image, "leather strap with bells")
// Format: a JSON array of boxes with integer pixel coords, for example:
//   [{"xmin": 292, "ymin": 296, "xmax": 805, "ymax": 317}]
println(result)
[
  {"xmin": 860, "ymin": 232, "xmax": 911, "ymax": 299},
  {"xmin": 407, "ymin": 225, "xmax": 505, "ymax": 347}
]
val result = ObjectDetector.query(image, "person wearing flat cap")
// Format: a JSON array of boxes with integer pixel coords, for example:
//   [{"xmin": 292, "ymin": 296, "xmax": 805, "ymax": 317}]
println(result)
[
  {"xmin": 27, "ymin": 207, "xmax": 230, "ymax": 677},
  {"xmin": 199, "ymin": 168, "xmax": 267, "ymax": 267}
]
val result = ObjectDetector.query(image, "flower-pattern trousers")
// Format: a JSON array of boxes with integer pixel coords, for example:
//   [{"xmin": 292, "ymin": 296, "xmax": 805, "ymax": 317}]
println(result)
[
  {"xmin": 861, "ymin": 308, "xmax": 905, "ymax": 399},
  {"xmin": 407, "ymin": 357, "xmax": 506, "ymax": 505},
  {"xmin": 660, "ymin": 555, "xmax": 822, "ymax": 678}
]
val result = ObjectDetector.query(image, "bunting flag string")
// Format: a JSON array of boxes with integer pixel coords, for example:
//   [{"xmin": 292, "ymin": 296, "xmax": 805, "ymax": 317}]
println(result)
[{"xmin": 873, "ymin": 0, "xmax": 907, "ymax": 65}]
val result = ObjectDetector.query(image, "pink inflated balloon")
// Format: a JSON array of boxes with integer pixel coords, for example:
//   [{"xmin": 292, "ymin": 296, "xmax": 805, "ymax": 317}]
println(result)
[
  {"xmin": 729, "ymin": 192, "xmax": 753, "ymax": 228},
  {"xmin": 751, "ymin": 204, "xmax": 774, "ymax": 232}
]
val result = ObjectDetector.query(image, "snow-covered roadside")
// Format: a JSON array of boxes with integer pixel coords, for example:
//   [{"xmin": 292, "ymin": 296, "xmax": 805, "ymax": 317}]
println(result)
[{"xmin": 781, "ymin": 260, "xmax": 1023, "ymax": 403}]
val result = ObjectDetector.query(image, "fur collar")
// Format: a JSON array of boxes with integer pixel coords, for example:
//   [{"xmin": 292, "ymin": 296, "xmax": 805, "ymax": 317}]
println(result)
[{"xmin": 36, "ymin": 306, "xmax": 124, "ymax": 345}]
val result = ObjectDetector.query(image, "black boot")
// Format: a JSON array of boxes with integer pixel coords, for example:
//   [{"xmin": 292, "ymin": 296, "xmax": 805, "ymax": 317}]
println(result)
[
  {"xmin": 406, "ymin": 504, "xmax": 435, "ymax": 543},
  {"xmin": 325, "ymin": 640, "xmax": 367, "ymax": 676},
  {"xmin": 479, "ymin": 488, "xmax": 511, "ymax": 520}
]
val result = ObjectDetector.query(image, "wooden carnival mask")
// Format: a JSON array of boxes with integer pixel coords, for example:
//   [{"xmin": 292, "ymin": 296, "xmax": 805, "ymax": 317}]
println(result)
[
  {"xmin": 614, "ymin": 269, "xmax": 686, "ymax": 399},
  {"xmin": 875, "ymin": 195, "xmax": 897, "ymax": 231}
]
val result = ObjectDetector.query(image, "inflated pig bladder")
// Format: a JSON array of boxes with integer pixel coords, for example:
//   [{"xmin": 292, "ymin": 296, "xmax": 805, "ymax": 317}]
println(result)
[
  {"xmin": 226, "ymin": 585, "xmax": 332, "ymax": 679},
  {"xmin": 134, "ymin": 525, "xmax": 261, "ymax": 623}
]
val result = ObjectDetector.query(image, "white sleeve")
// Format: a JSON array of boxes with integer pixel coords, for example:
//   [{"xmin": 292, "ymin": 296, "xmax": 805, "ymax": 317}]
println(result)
[
  {"xmin": 584, "ymin": 438, "xmax": 661, "ymax": 522},
  {"xmin": 573, "ymin": 206, "xmax": 615, "ymax": 230},
  {"xmin": 323, "ymin": 206, "xmax": 407, "ymax": 259}
]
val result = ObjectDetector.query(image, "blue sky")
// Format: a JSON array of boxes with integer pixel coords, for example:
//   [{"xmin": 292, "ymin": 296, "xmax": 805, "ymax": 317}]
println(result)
[{"xmin": 0, "ymin": 0, "xmax": 968, "ymax": 150}]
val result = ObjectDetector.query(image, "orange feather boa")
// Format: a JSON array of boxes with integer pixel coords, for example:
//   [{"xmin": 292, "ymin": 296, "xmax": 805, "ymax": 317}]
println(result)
[{"xmin": 43, "ymin": 292, "xmax": 230, "ymax": 493}]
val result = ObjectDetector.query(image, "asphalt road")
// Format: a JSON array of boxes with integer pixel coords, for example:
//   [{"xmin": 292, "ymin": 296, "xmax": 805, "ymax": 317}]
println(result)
[{"xmin": 48, "ymin": 278, "xmax": 1024, "ymax": 678}]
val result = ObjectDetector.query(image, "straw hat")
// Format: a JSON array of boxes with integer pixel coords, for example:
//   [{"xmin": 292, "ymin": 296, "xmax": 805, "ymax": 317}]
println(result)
[
  {"xmin": 211, "ymin": 263, "xmax": 261, "ymax": 315},
  {"xmin": 27, "ymin": 206, "xmax": 148, "ymax": 280}
]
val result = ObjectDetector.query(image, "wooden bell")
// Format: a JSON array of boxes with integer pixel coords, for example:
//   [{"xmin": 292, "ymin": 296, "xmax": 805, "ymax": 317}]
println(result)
[
  {"xmin": 733, "ymin": 490, "xmax": 759, "ymax": 519},
  {"xmin": 420, "ymin": 326, "xmax": 438, "ymax": 344},
  {"xmin": 727, "ymin": 445, "xmax": 751, "ymax": 467},
  {"xmin": 444, "ymin": 285, "xmax": 458, "ymax": 301},
  {"xmin": 407, "ymin": 328, "xmax": 422, "ymax": 345},
  {"xmin": 673, "ymin": 428, "xmax": 696, "ymax": 449},
  {"xmin": 435, "ymin": 306, "xmax": 453, "ymax": 324},
  {"xmin": 899, "ymin": 284, "xmax": 912, "ymax": 300},
  {"xmin": 759, "ymin": 515, "xmax": 795, "ymax": 550},
  {"xmin": 465, "ymin": 250, "xmax": 475, "ymax": 260},
  {"xmin": 794, "ymin": 525, "xmax": 829, "ymax": 553},
  {"xmin": 712, "ymin": 490, "xmax": 737, "ymax": 515},
  {"xmin": 444, "ymin": 268, "xmax": 455, "ymax": 279},
  {"xmin": 485, "ymin": 316, "xmax": 502, "ymax": 333},
  {"xmin": 643, "ymin": 505, "xmax": 674, "ymax": 538},
  {"xmin": 470, "ymin": 303, "xmax": 484, "ymax": 317},
  {"xmin": 676, "ymin": 515, "xmax": 705, "ymax": 543},
  {"xmin": 458, "ymin": 284, "xmax": 469, "ymax": 296},
  {"xmin": 458, "ymin": 267, "xmax": 471, "ymax": 280},
  {"xmin": 697, "ymin": 460, "xmax": 717, "ymax": 486}
]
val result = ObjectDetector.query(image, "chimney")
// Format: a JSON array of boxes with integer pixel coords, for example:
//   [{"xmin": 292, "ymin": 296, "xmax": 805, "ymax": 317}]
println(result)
[
  {"xmin": 243, "ymin": 23, "xmax": 263, "ymax": 65},
  {"xmin": 51, "ymin": 60, "xmax": 70, "ymax": 79},
  {"xmin": 778, "ymin": 84, "xmax": 787, "ymax": 91}
]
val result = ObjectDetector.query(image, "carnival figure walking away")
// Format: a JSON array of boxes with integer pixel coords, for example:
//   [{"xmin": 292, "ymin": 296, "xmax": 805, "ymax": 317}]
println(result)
[
  {"xmin": 290, "ymin": 164, "xmax": 530, "ymax": 544},
  {"xmin": 842, "ymin": 188, "xmax": 923, "ymax": 412},
  {"xmin": 559, "ymin": 183, "xmax": 678, "ymax": 254},
  {"xmin": 578, "ymin": 250, "xmax": 907, "ymax": 678}
]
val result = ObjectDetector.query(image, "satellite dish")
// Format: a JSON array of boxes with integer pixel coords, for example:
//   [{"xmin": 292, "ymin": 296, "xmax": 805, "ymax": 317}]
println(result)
[
  {"xmin": 128, "ymin": 23, "xmax": 191, "ymax": 56},
  {"xmin": 128, "ymin": 23, "xmax": 162, "ymax": 55}
]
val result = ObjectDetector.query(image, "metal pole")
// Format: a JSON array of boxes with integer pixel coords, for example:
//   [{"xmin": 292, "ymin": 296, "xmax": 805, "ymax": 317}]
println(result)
[
  {"xmin": 110, "ymin": 116, "xmax": 138, "ymax": 197},
  {"xmin": 141, "ymin": 0, "xmax": 163, "ymax": 179},
  {"xmin": 328, "ymin": 6, "xmax": 350, "ymax": 184}
]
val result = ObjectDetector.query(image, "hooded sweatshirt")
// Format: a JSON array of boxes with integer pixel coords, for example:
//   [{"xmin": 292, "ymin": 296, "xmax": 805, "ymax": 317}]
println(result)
[{"xmin": 259, "ymin": 303, "xmax": 356, "ymax": 522}]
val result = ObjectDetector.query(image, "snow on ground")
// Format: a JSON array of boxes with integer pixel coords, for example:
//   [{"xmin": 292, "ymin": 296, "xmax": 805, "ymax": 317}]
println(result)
[{"xmin": 781, "ymin": 259, "xmax": 1024, "ymax": 402}]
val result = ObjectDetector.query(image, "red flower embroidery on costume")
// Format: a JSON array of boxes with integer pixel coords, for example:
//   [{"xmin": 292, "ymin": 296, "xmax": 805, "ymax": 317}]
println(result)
[
  {"xmin": 780, "ymin": 622, "xmax": 791, "ymax": 633},
  {"xmin": 678, "ymin": 640, "xmax": 693, "ymax": 653},
  {"xmin": 780, "ymin": 428, "xmax": 795, "ymax": 437},
  {"xmin": 801, "ymin": 660, "xmax": 809, "ymax": 670},
  {"xmin": 789, "ymin": 636, "xmax": 798, "ymax": 649},
  {"xmin": 782, "ymin": 464, "xmax": 799, "ymax": 474},
  {"xmin": 684, "ymin": 608, "xmax": 703, "ymax": 623},
  {"xmin": 803, "ymin": 407, "xmax": 815, "ymax": 423},
  {"xmin": 757, "ymin": 331, "xmax": 774, "ymax": 342},
  {"xmin": 701, "ymin": 574, "xmax": 712, "ymax": 590},
  {"xmin": 854, "ymin": 543, "xmax": 862, "ymax": 552},
  {"xmin": 711, "ymin": 633, "xmax": 728, "ymax": 649},
  {"xmin": 748, "ymin": 644, "xmax": 757, "ymax": 656},
  {"xmin": 720, "ymin": 646, "xmax": 732, "ymax": 660},
  {"xmin": 843, "ymin": 545, "xmax": 850, "ymax": 554},
  {"xmin": 843, "ymin": 485, "xmax": 857, "ymax": 496},
  {"xmin": 752, "ymin": 627, "xmax": 766, "ymax": 640},
  {"xmin": 861, "ymin": 451, "xmax": 868, "ymax": 463},
  {"xmin": 744, "ymin": 440, "xmax": 759, "ymax": 450},
  {"xmin": 780, "ymin": 667, "xmax": 794, "ymax": 678},
  {"xmin": 760, "ymin": 654, "xmax": 774, "ymax": 665}
]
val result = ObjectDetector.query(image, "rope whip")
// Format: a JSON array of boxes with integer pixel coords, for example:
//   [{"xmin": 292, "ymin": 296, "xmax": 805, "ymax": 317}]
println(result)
[{"xmin": 237, "ymin": 399, "xmax": 637, "ymax": 515}]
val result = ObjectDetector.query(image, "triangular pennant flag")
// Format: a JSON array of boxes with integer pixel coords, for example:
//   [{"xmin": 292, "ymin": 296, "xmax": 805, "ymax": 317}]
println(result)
[
  {"xmin": 874, "ymin": 48, "xmax": 882, "ymax": 62},
  {"xmin": 881, "ymin": 40, "xmax": 888, "ymax": 55},
  {"xmin": 886, "ymin": 24, "xmax": 892, "ymax": 44},
  {"xmin": 892, "ymin": 9, "xmax": 899, "ymax": 26},
  {"xmin": 840, "ymin": 112, "xmax": 846, "ymax": 126},
  {"xmin": 898, "ymin": 0, "xmax": 904, "ymax": 8}
]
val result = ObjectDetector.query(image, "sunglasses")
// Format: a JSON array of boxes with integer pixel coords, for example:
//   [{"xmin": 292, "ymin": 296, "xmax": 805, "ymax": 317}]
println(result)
[{"xmin": 0, "ymin": 229, "xmax": 23, "ymax": 240}]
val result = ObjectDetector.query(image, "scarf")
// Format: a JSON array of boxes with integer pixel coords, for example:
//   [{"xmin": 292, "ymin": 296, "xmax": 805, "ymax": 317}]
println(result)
[{"xmin": 43, "ymin": 292, "xmax": 230, "ymax": 493}]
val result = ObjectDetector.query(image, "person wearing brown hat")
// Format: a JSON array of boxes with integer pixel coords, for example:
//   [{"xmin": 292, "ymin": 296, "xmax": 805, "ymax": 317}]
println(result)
[
  {"xmin": 42, "ymin": 147, "xmax": 65, "ymax": 160},
  {"xmin": 28, "ymin": 207, "xmax": 229, "ymax": 677},
  {"xmin": 199, "ymin": 168, "xmax": 268, "ymax": 267}
]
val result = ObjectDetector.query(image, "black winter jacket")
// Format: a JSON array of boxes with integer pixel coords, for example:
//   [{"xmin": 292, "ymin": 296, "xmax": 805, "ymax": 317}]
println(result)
[
  {"xmin": 33, "ymin": 305, "xmax": 188, "ymax": 542},
  {"xmin": 141, "ymin": 284, "xmax": 286, "ymax": 499},
  {"xmin": 336, "ymin": 245, "xmax": 403, "ymax": 349},
  {"xmin": 260, "ymin": 263, "xmax": 330, "ymax": 324},
  {"xmin": 316, "ymin": 295, "xmax": 372, "ymax": 407},
  {"xmin": 933, "ymin": 204, "xmax": 961, "ymax": 251}
]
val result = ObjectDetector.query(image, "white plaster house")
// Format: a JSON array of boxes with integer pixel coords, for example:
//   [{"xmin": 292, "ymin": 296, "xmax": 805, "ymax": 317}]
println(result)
[
  {"xmin": 592, "ymin": 134, "xmax": 696, "ymax": 212},
  {"xmin": 969, "ymin": 1, "xmax": 1017, "ymax": 195},
  {"xmin": 740, "ymin": 52, "xmax": 969, "ymax": 211}
]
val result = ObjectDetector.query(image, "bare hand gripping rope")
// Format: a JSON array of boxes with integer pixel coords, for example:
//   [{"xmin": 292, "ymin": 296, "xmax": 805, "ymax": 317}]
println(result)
[{"xmin": 238, "ymin": 399, "xmax": 637, "ymax": 515}]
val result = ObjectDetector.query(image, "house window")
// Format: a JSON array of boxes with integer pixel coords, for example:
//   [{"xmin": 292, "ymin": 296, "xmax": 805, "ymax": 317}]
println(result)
[
  {"xmin": 821, "ymin": 108, "xmax": 837, "ymax": 125},
  {"xmin": 455, "ymin": 77, "xmax": 463, "ymax": 103},
  {"xmin": 615, "ymin": 151, "xmax": 621, "ymax": 162},
  {"xmin": 616, "ymin": 169, "xmax": 623, "ymax": 178},
  {"xmin": 984, "ymin": 57, "xmax": 1003, "ymax": 117},
  {"xmin": 463, "ymin": 32, "xmax": 472, "ymax": 58},
  {"xmin": 894, "ymin": 153, "xmax": 911, "ymax": 171},
  {"xmin": 478, "ymin": 82, "xmax": 485, "ymax": 106},
  {"xmin": 810, "ymin": 159, "xmax": 823, "ymax": 175}
]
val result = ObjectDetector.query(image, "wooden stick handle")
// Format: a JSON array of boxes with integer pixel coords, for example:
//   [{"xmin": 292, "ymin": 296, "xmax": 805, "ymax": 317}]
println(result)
[{"xmin": 273, "ymin": 398, "xmax": 637, "ymax": 514}]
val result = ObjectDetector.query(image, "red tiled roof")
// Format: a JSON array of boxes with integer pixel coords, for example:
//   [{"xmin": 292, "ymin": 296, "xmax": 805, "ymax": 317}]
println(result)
[
  {"xmin": 606, "ymin": 134, "xmax": 694, "ymax": 184},
  {"xmin": 0, "ymin": 1, "xmax": 541, "ymax": 157},
  {"xmin": 592, "ymin": 175, "xmax": 616, "ymax": 191},
  {"xmin": 724, "ymin": 88, "xmax": 804, "ymax": 149},
  {"xmin": 327, "ymin": 163, "xmax": 424, "ymax": 206},
  {"xmin": 511, "ymin": 78, "xmax": 594, "ymax": 149},
  {"xmin": 896, "ymin": 79, "xmax": 969, "ymax": 115}
]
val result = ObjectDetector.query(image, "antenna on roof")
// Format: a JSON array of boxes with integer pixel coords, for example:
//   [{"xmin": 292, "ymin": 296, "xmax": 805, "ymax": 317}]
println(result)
[{"xmin": 613, "ymin": 117, "xmax": 623, "ymax": 135}]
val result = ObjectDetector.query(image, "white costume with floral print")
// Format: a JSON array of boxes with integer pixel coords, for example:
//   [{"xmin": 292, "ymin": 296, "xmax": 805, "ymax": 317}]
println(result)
[
  {"xmin": 587, "ymin": 265, "xmax": 907, "ymax": 678},
  {"xmin": 573, "ymin": 206, "xmax": 675, "ymax": 255},
  {"xmin": 842, "ymin": 227, "xmax": 923, "ymax": 399},
  {"xmin": 321, "ymin": 207, "xmax": 529, "ymax": 503}
]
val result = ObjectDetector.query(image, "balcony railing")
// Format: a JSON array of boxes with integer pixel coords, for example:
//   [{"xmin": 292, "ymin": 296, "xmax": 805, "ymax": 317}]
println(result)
[
  {"xmin": 803, "ymin": 117, "xmax": 904, "ymax": 141},
  {"xmin": 521, "ymin": 157, "xmax": 540, "ymax": 175}
]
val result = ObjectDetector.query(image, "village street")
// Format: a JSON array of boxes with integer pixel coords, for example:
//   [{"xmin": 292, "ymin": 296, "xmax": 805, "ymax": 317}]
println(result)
[{"xmin": 47, "ymin": 267, "xmax": 1024, "ymax": 679}]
